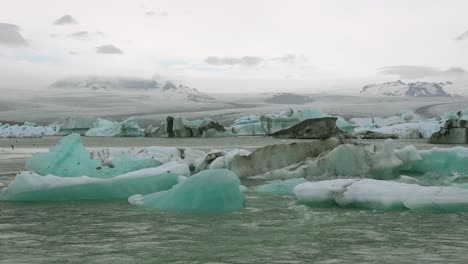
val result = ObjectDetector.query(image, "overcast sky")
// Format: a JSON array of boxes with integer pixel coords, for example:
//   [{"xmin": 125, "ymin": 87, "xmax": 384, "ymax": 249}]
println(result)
[{"xmin": 1, "ymin": 0, "xmax": 468, "ymax": 93}]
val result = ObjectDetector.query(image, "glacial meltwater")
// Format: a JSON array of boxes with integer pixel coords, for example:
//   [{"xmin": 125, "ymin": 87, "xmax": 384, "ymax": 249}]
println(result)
[{"xmin": 2, "ymin": 137, "xmax": 468, "ymax": 263}]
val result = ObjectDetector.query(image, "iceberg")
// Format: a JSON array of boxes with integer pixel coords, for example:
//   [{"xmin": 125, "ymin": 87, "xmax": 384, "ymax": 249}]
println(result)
[
  {"xmin": 294, "ymin": 179, "xmax": 468, "ymax": 212},
  {"xmin": 26, "ymin": 134, "xmax": 163, "ymax": 178},
  {"xmin": 85, "ymin": 117, "xmax": 144, "ymax": 137},
  {"xmin": 255, "ymin": 178, "xmax": 306, "ymax": 195},
  {"xmin": 0, "ymin": 162, "xmax": 190, "ymax": 201},
  {"xmin": 129, "ymin": 169, "xmax": 244, "ymax": 213},
  {"xmin": 355, "ymin": 120, "xmax": 442, "ymax": 139},
  {"xmin": 52, "ymin": 116, "xmax": 96, "ymax": 136},
  {"xmin": 230, "ymin": 115, "xmax": 265, "ymax": 135},
  {"xmin": 399, "ymin": 146, "xmax": 468, "ymax": 177},
  {"xmin": 256, "ymin": 139, "xmax": 402, "ymax": 181},
  {"xmin": 230, "ymin": 138, "xmax": 342, "ymax": 178},
  {"xmin": 0, "ymin": 122, "xmax": 56, "ymax": 138}
]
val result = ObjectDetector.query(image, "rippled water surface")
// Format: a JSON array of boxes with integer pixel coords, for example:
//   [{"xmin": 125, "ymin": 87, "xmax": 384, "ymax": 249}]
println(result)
[{"xmin": 2, "ymin": 192, "xmax": 468, "ymax": 263}]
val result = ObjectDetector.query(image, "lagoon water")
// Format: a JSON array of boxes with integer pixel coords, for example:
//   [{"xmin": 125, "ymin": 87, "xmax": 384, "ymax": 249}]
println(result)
[{"xmin": 2, "ymin": 137, "xmax": 468, "ymax": 263}]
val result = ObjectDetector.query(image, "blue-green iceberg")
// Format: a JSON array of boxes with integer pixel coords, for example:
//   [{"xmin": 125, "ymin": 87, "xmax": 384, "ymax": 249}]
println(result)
[
  {"xmin": 255, "ymin": 178, "xmax": 306, "ymax": 195},
  {"xmin": 129, "ymin": 169, "xmax": 244, "ymax": 213},
  {"xmin": 0, "ymin": 162, "xmax": 189, "ymax": 201},
  {"xmin": 25, "ymin": 133, "xmax": 161, "ymax": 178}
]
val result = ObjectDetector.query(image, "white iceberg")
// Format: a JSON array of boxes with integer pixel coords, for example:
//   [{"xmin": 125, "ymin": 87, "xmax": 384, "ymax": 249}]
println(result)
[{"xmin": 294, "ymin": 179, "xmax": 468, "ymax": 212}]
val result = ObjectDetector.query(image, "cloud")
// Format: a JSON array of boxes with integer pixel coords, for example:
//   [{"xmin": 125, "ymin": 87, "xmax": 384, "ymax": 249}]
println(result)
[
  {"xmin": 49, "ymin": 33, "xmax": 61, "ymax": 38},
  {"xmin": 204, "ymin": 54, "xmax": 305, "ymax": 67},
  {"xmin": 53, "ymin": 15, "xmax": 78, "ymax": 25},
  {"xmin": 67, "ymin": 31, "xmax": 104, "ymax": 41},
  {"xmin": 378, "ymin": 65, "xmax": 467, "ymax": 79},
  {"xmin": 454, "ymin": 30, "xmax": 468, "ymax": 41},
  {"xmin": 0, "ymin": 23, "xmax": 28, "ymax": 47},
  {"xmin": 269, "ymin": 54, "xmax": 306, "ymax": 64},
  {"xmin": 145, "ymin": 11, "xmax": 168, "ymax": 17},
  {"xmin": 96, "ymin": 44, "xmax": 123, "ymax": 54},
  {"xmin": 205, "ymin": 56, "xmax": 264, "ymax": 66},
  {"xmin": 68, "ymin": 51, "xmax": 77, "ymax": 55}
]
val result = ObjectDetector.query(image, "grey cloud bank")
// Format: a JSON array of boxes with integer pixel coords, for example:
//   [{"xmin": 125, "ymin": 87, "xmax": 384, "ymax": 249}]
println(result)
[
  {"xmin": 454, "ymin": 30, "xmax": 468, "ymax": 41},
  {"xmin": 67, "ymin": 31, "xmax": 104, "ymax": 41},
  {"xmin": 53, "ymin": 15, "xmax": 78, "ymax": 25},
  {"xmin": 96, "ymin": 44, "xmax": 123, "ymax": 54},
  {"xmin": 204, "ymin": 54, "xmax": 302, "ymax": 67},
  {"xmin": 0, "ymin": 23, "xmax": 28, "ymax": 47},
  {"xmin": 205, "ymin": 56, "xmax": 264, "ymax": 66},
  {"xmin": 145, "ymin": 11, "xmax": 168, "ymax": 17},
  {"xmin": 378, "ymin": 65, "xmax": 467, "ymax": 79}
]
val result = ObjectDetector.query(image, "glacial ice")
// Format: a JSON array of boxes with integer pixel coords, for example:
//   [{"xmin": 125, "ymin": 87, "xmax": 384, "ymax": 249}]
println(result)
[
  {"xmin": 231, "ymin": 138, "xmax": 342, "ymax": 178},
  {"xmin": 350, "ymin": 110, "xmax": 444, "ymax": 139},
  {"xmin": 232, "ymin": 123, "xmax": 265, "ymax": 136},
  {"xmin": 398, "ymin": 146, "xmax": 468, "ymax": 176},
  {"xmin": 52, "ymin": 116, "xmax": 96, "ymax": 136},
  {"xmin": 260, "ymin": 108, "xmax": 328, "ymax": 134},
  {"xmin": 208, "ymin": 149, "xmax": 251, "ymax": 170},
  {"xmin": 255, "ymin": 178, "xmax": 306, "ymax": 195},
  {"xmin": 294, "ymin": 179, "xmax": 468, "ymax": 212},
  {"xmin": 256, "ymin": 139, "xmax": 403, "ymax": 180},
  {"xmin": 0, "ymin": 122, "xmax": 56, "ymax": 138},
  {"xmin": 355, "ymin": 120, "xmax": 442, "ymax": 139},
  {"xmin": 231, "ymin": 109, "xmax": 351, "ymax": 136},
  {"xmin": 253, "ymin": 139, "xmax": 468, "ymax": 182},
  {"xmin": 85, "ymin": 117, "xmax": 144, "ymax": 137},
  {"xmin": 0, "ymin": 162, "xmax": 190, "ymax": 201},
  {"xmin": 26, "ymin": 134, "xmax": 163, "ymax": 178},
  {"xmin": 202, "ymin": 128, "xmax": 236, "ymax": 138},
  {"xmin": 128, "ymin": 169, "xmax": 244, "ymax": 213}
]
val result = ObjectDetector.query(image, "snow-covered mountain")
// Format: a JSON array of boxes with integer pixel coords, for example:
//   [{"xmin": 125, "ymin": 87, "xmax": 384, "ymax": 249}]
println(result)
[
  {"xmin": 50, "ymin": 76, "xmax": 216, "ymax": 102},
  {"xmin": 361, "ymin": 80, "xmax": 452, "ymax": 97}
]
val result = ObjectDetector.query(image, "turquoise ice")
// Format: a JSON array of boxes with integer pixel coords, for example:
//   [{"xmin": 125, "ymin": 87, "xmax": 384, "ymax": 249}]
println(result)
[
  {"xmin": 0, "ymin": 162, "xmax": 189, "ymax": 201},
  {"xmin": 129, "ymin": 169, "xmax": 244, "ymax": 213},
  {"xmin": 26, "ymin": 134, "xmax": 162, "ymax": 178},
  {"xmin": 255, "ymin": 178, "xmax": 306, "ymax": 195},
  {"xmin": 85, "ymin": 117, "xmax": 144, "ymax": 137}
]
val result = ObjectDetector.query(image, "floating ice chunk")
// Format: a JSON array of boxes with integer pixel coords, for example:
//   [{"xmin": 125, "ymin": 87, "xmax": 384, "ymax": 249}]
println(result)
[
  {"xmin": 129, "ymin": 169, "xmax": 243, "ymax": 213},
  {"xmin": 26, "ymin": 133, "xmax": 102, "ymax": 177},
  {"xmin": 92, "ymin": 146, "xmax": 181, "ymax": 165},
  {"xmin": 232, "ymin": 123, "xmax": 265, "ymax": 136},
  {"xmin": 0, "ymin": 123, "xmax": 56, "ymax": 138},
  {"xmin": 232, "ymin": 116, "xmax": 261, "ymax": 126},
  {"xmin": 351, "ymin": 110, "xmax": 420, "ymax": 128},
  {"xmin": 208, "ymin": 149, "xmax": 251, "ymax": 170},
  {"xmin": 231, "ymin": 139, "xmax": 342, "ymax": 178},
  {"xmin": 0, "ymin": 162, "xmax": 190, "ymax": 201},
  {"xmin": 400, "ymin": 146, "xmax": 468, "ymax": 176},
  {"xmin": 52, "ymin": 117, "xmax": 96, "ymax": 136},
  {"xmin": 394, "ymin": 145, "xmax": 422, "ymax": 163},
  {"xmin": 294, "ymin": 179, "xmax": 468, "ymax": 212},
  {"xmin": 26, "ymin": 134, "xmax": 162, "ymax": 178},
  {"xmin": 85, "ymin": 117, "xmax": 144, "ymax": 137},
  {"xmin": 255, "ymin": 178, "xmax": 306, "ymax": 195},
  {"xmin": 359, "ymin": 121, "xmax": 442, "ymax": 139},
  {"xmin": 257, "ymin": 140, "xmax": 413, "ymax": 181},
  {"xmin": 239, "ymin": 185, "xmax": 248, "ymax": 192},
  {"xmin": 371, "ymin": 139, "xmax": 403, "ymax": 177},
  {"xmin": 202, "ymin": 128, "xmax": 236, "ymax": 137}
]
